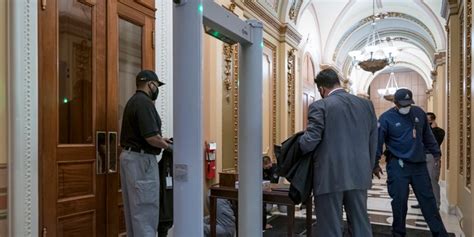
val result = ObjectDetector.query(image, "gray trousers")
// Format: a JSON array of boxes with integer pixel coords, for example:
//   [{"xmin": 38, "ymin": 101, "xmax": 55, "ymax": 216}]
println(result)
[
  {"xmin": 120, "ymin": 150, "xmax": 160, "ymax": 237},
  {"xmin": 314, "ymin": 189, "xmax": 372, "ymax": 237},
  {"xmin": 426, "ymin": 154, "xmax": 441, "ymax": 208}
]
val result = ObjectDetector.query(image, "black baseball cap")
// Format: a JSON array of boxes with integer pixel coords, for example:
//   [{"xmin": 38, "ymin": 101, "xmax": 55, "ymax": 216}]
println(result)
[
  {"xmin": 136, "ymin": 70, "xmax": 165, "ymax": 86},
  {"xmin": 394, "ymin": 88, "xmax": 415, "ymax": 107}
]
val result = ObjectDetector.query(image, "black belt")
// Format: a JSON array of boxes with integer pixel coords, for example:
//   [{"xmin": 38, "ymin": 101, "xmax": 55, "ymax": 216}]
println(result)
[{"xmin": 124, "ymin": 146, "xmax": 146, "ymax": 153}]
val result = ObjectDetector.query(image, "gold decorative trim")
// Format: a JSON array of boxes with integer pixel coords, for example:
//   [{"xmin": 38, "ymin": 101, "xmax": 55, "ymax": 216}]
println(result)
[
  {"xmin": 466, "ymin": 0, "xmax": 472, "ymax": 189},
  {"xmin": 242, "ymin": 1, "xmax": 302, "ymax": 45},
  {"xmin": 223, "ymin": 44, "xmax": 233, "ymax": 102},
  {"xmin": 232, "ymin": 44, "xmax": 240, "ymax": 168},
  {"xmin": 287, "ymin": 49, "xmax": 296, "ymax": 134},
  {"xmin": 264, "ymin": 39, "xmax": 278, "ymax": 153},
  {"xmin": 289, "ymin": 0, "xmax": 303, "ymax": 22},
  {"xmin": 447, "ymin": 22, "xmax": 451, "ymax": 170},
  {"xmin": 460, "ymin": 10, "xmax": 465, "ymax": 176}
]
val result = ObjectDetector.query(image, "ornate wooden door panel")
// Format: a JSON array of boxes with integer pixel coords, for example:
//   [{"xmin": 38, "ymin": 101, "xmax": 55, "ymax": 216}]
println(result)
[
  {"xmin": 106, "ymin": 1, "xmax": 155, "ymax": 235},
  {"xmin": 40, "ymin": 0, "xmax": 155, "ymax": 236},
  {"xmin": 40, "ymin": 0, "xmax": 107, "ymax": 236}
]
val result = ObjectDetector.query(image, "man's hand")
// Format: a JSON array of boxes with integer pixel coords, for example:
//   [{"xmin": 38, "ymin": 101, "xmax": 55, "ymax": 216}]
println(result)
[
  {"xmin": 372, "ymin": 165, "xmax": 383, "ymax": 179},
  {"xmin": 164, "ymin": 138, "xmax": 173, "ymax": 144}
]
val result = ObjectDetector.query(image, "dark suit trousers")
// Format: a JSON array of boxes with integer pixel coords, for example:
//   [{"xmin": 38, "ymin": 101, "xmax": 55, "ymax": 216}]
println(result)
[{"xmin": 314, "ymin": 189, "xmax": 372, "ymax": 237}]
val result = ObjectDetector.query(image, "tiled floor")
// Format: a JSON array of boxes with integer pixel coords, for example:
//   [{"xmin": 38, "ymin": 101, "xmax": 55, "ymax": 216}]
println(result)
[{"xmin": 268, "ymin": 170, "xmax": 465, "ymax": 236}]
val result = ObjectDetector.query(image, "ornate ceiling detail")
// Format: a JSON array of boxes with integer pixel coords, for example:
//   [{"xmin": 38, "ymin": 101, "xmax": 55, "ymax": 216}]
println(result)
[
  {"xmin": 241, "ymin": 0, "xmax": 302, "ymax": 46},
  {"xmin": 333, "ymin": 12, "xmax": 438, "ymax": 63},
  {"xmin": 289, "ymin": 0, "xmax": 303, "ymax": 23}
]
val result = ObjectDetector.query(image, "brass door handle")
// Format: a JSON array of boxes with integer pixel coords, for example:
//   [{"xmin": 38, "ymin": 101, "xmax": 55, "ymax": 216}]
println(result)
[
  {"xmin": 96, "ymin": 131, "xmax": 107, "ymax": 174},
  {"xmin": 107, "ymin": 131, "xmax": 118, "ymax": 173}
]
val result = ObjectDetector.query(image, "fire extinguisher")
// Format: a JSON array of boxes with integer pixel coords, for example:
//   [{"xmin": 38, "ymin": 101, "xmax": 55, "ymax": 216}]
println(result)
[{"xmin": 205, "ymin": 142, "xmax": 217, "ymax": 179}]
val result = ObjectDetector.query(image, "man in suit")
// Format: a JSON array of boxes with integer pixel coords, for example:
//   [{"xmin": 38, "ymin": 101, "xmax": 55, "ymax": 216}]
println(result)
[{"xmin": 299, "ymin": 69, "xmax": 377, "ymax": 237}]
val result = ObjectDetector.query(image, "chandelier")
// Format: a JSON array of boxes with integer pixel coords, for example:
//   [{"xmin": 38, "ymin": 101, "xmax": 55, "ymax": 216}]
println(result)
[
  {"xmin": 348, "ymin": 0, "xmax": 398, "ymax": 74},
  {"xmin": 377, "ymin": 70, "xmax": 399, "ymax": 101}
]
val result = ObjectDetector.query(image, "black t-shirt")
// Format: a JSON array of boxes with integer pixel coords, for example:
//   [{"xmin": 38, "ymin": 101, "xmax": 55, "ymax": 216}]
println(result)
[
  {"xmin": 431, "ymin": 126, "xmax": 445, "ymax": 147},
  {"xmin": 263, "ymin": 164, "xmax": 279, "ymax": 183},
  {"xmin": 120, "ymin": 91, "xmax": 162, "ymax": 155}
]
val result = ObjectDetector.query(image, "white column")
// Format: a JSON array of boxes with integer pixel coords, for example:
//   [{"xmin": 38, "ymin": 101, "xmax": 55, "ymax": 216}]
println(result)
[
  {"xmin": 8, "ymin": 0, "xmax": 39, "ymax": 236},
  {"xmin": 238, "ymin": 20, "xmax": 263, "ymax": 236},
  {"xmin": 173, "ymin": 1, "xmax": 204, "ymax": 236},
  {"xmin": 156, "ymin": 0, "xmax": 173, "ymax": 137}
]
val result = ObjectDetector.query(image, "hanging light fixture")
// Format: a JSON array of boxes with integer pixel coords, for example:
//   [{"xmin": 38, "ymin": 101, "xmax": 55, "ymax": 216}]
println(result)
[
  {"xmin": 377, "ymin": 70, "xmax": 399, "ymax": 101},
  {"xmin": 348, "ymin": 0, "xmax": 397, "ymax": 74}
]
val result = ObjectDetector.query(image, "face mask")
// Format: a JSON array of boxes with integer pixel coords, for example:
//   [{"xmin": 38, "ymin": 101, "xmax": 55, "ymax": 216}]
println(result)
[
  {"xmin": 148, "ymin": 82, "xmax": 159, "ymax": 101},
  {"xmin": 398, "ymin": 106, "xmax": 411, "ymax": 115}
]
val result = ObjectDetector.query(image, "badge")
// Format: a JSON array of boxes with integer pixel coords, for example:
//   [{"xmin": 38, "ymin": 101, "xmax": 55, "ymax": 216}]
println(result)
[{"xmin": 166, "ymin": 174, "xmax": 173, "ymax": 189}]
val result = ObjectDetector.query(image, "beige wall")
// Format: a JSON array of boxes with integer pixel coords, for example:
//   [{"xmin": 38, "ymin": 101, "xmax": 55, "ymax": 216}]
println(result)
[
  {"xmin": 0, "ymin": 0, "xmax": 7, "ymax": 165},
  {"xmin": 444, "ymin": 3, "xmax": 473, "ymax": 235},
  {"xmin": 0, "ymin": 0, "xmax": 7, "ymax": 236}
]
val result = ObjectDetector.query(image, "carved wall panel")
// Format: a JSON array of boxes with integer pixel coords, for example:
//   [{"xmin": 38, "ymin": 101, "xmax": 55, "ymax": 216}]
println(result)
[
  {"xmin": 232, "ymin": 44, "xmax": 239, "ymax": 168},
  {"xmin": 466, "ymin": 0, "xmax": 472, "ymax": 188},
  {"xmin": 287, "ymin": 49, "xmax": 296, "ymax": 134},
  {"xmin": 447, "ymin": 23, "xmax": 451, "ymax": 170},
  {"xmin": 460, "ymin": 10, "xmax": 465, "ymax": 176}
]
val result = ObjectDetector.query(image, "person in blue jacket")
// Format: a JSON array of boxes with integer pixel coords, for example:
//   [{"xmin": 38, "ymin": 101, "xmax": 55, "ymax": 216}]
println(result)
[{"xmin": 373, "ymin": 88, "xmax": 448, "ymax": 237}]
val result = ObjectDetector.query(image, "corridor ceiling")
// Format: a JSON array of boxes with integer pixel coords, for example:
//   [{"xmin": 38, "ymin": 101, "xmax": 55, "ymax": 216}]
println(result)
[{"xmin": 291, "ymin": 0, "xmax": 446, "ymax": 94}]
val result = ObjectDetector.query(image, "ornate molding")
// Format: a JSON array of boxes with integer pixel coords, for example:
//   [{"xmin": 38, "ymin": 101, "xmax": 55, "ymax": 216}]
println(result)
[
  {"xmin": 287, "ymin": 49, "xmax": 296, "ymax": 134},
  {"xmin": 156, "ymin": 0, "xmax": 173, "ymax": 137},
  {"xmin": 223, "ymin": 44, "xmax": 233, "ymax": 102},
  {"xmin": 289, "ymin": 0, "xmax": 303, "ymax": 23},
  {"xmin": 460, "ymin": 10, "xmax": 465, "ymax": 176},
  {"xmin": 447, "ymin": 22, "xmax": 451, "ymax": 170},
  {"xmin": 466, "ymin": 0, "xmax": 472, "ymax": 189},
  {"xmin": 230, "ymin": 45, "xmax": 240, "ymax": 168},
  {"xmin": 241, "ymin": 1, "xmax": 302, "ymax": 46},
  {"xmin": 434, "ymin": 51, "xmax": 447, "ymax": 66},
  {"xmin": 264, "ymin": 39, "xmax": 278, "ymax": 153},
  {"xmin": 10, "ymin": 0, "xmax": 39, "ymax": 236}
]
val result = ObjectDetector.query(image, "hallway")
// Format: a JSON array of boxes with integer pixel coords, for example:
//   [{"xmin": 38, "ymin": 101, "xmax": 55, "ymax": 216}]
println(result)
[
  {"xmin": 264, "ymin": 167, "xmax": 464, "ymax": 236},
  {"xmin": 1, "ymin": 0, "xmax": 474, "ymax": 236}
]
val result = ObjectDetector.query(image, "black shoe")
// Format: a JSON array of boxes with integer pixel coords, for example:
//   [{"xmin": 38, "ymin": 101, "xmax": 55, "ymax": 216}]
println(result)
[{"xmin": 411, "ymin": 204, "xmax": 420, "ymax": 208}]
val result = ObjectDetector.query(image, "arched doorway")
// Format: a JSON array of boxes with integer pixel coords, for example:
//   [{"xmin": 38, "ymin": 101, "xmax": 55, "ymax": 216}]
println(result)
[
  {"xmin": 302, "ymin": 53, "xmax": 317, "ymax": 128},
  {"xmin": 369, "ymin": 68, "xmax": 428, "ymax": 117}
]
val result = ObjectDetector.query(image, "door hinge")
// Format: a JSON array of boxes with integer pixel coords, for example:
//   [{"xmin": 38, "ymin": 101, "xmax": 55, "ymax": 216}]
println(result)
[
  {"xmin": 152, "ymin": 31, "xmax": 155, "ymax": 49},
  {"xmin": 42, "ymin": 227, "xmax": 47, "ymax": 237},
  {"xmin": 41, "ymin": 0, "xmax": 47, "ymax": 10}
]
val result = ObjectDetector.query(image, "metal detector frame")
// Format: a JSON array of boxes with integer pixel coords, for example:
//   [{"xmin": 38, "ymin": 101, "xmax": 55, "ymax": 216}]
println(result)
[{"xmin": 173, "ymin": 1, "xmax": 263, "ymax": 236}]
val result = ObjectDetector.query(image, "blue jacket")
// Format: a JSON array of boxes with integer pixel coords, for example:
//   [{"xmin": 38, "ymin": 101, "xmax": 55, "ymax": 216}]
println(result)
[{"xmin": 376, "ymin": 106, "xmax": 440, "ymax": 165}]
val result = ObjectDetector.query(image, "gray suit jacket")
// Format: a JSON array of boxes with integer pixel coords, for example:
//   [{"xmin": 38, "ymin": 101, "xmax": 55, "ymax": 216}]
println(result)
[{"xmin": 299, "ymin": 89, "xmax": 377, "ymax": 195}]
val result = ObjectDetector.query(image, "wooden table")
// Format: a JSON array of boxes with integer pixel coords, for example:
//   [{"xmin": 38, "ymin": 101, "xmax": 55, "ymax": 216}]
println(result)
[{"xmin": 209, "ymin": 184, "xmax": 313, "ymax": 237}]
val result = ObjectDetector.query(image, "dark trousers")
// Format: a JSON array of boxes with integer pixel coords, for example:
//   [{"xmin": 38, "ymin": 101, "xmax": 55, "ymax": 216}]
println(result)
[
  {"xmin": 158, "ymin": 221, "xmax": 173, "ymax": 237},
  {"xmin": 386, "ymin": 159, "xmax": 448, "ymax": 237},
  {"xmin": 314, "ymin": 189, "xmax": 372, "ymax": 237}
]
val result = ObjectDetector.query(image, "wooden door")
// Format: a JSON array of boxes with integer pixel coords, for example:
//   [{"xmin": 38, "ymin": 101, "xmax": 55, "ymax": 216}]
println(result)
[
  {"xmin": 40, "ymin": 0, "xmax": 155, "ymax": 236},
  {"xmin": 39, "ymin": 0, "xmax": 107, "ymax": 236},
  {"xmin": 302, "ymin": 54, "xmax": 316, "ymax": 128},
  {"xmin": 106, "ymin": 1, "xmax": 156, "ymax": 236}
]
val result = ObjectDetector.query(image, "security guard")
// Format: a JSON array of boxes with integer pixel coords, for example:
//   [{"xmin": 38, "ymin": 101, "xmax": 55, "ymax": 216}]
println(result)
[
  {"xmin": 120, "ymin": 70, "xmax": 172, "ymax": 237},
  {"xmin": 374, "ymin": 88, "xmax": 448, "ymax": 237}
]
